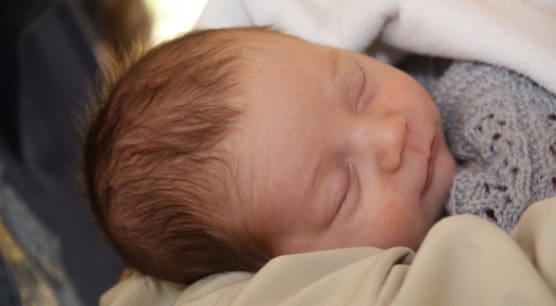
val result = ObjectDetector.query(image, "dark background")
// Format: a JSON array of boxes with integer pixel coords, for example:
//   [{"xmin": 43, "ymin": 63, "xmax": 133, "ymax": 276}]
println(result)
[{"xmin": 1, "ymin": 0, "xmax": 124, "ymax": 305}]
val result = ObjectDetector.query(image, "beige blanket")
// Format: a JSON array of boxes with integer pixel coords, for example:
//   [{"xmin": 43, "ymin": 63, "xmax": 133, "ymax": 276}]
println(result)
[{"xmin": 100, "ymin": 196, "xmax": 556, "ymax": 306}]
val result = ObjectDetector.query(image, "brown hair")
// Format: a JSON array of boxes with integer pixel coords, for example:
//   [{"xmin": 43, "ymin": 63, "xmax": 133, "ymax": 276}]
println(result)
[{"xmin": 84, "ymin": 28, "xmax": 271, "ymax": 284}]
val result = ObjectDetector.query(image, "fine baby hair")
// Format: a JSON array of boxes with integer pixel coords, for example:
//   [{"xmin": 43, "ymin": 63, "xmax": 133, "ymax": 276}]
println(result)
[{"xmin": 84, "ymin": 28, "xmax": 272, "ymax": 284}]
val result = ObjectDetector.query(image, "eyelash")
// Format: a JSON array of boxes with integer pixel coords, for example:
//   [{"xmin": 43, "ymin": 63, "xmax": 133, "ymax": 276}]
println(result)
[{"xmin": 336, "ymin": 161, "xmax": 355, "ymax": 217}]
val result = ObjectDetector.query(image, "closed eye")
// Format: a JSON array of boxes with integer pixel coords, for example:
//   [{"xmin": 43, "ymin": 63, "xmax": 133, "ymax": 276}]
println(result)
[{"xmin": 333, "ymin": 161, "xmax": 357, "ymax": 220}]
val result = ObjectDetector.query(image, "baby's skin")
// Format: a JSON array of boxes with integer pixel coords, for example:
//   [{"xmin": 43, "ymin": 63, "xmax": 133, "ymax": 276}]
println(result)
[{"xmin": 221, "ymin": 30, "xmax": 456, "ymax": 255}]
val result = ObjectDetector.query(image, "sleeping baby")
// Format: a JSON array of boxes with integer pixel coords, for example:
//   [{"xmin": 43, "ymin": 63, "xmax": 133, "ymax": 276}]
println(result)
[{"xmin": 83, "ymin": 27, "xmax": 556, "ymax": 285}]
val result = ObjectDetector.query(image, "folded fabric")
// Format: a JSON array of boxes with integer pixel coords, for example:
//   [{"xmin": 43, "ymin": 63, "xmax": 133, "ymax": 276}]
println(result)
[
  {"xmin": 100, "ymin": 197, "xmax": 556, "ymax": 306},
  {"xmin": 431, "ymin": 61, "xmax": 556, "ymax": 231},
  {"xmin": 196, "ymin": 0, "xmax": 556, "ymax": 93}
]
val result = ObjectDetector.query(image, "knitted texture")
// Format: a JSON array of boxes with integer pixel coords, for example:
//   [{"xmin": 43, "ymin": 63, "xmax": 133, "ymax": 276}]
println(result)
[{"xmin": 433, "ymin": 62, "xmax": 556, "ymax": 231}]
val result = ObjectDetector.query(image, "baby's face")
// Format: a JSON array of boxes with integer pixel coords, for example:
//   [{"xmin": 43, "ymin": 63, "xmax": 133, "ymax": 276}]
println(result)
[{"xmin": 225, "ymin": 31, "xmax": 456, "ymax": 255}]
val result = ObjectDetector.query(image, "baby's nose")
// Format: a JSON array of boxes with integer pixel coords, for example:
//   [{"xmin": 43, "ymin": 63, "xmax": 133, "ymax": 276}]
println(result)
[{"xmin": 359, "ymin": 112, "xmax": 407, "ymax": 172}]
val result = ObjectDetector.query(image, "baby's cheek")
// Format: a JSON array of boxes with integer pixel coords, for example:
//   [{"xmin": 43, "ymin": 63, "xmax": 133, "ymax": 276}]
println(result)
[
  {"xmin": 371, "ymin": 200, "xmax": 424, "ymax": 248},
  {"xmin": 426, "ymin": 149, "xmax": 456, "ymax": 220},
  {"xmin": 436, "ymin": 147, "xmax": 456, "ymax": 189}
]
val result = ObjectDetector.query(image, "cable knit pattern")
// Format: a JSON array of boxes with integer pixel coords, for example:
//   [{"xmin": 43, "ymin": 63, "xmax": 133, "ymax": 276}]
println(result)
[{"xmin": 432, "ymin": 62, "xmax": 556, "ymax": 231}]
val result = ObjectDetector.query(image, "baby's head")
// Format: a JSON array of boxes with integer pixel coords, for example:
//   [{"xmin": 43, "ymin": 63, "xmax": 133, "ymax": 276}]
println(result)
[{"xmin": 84, "ymin": 28, "xmax": 455, "ymax": 284}]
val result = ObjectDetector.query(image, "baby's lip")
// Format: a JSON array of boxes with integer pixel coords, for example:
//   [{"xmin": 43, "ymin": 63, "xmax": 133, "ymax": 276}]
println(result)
[{"xmin": 423, "ymin": 132, "xmax": 437, "ymax": 193}]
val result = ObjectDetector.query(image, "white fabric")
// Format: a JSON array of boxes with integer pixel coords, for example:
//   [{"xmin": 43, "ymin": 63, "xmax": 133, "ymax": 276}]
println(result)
[{"xmin": 196, "ymin": 0, "xmax": 556, "ymax": 93}]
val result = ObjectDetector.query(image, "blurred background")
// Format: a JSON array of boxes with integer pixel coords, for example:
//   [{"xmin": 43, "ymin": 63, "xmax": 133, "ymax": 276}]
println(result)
[
  {"xmin": 0, "ymin": 1, "xmax": 207, "ymax": 305},
  {"xmin": 147, "ymin": 0, "xmax": 209, "ymax": 43},
  {"xmin": 94, "ymin": 0, "xmax": 209, "ymax": 61}
]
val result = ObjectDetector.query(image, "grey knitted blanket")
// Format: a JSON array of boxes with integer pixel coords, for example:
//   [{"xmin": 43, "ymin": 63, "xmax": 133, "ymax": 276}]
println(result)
[{"xmin": 430, "ymin": 61, "xmax": 556, "ymax": 231}]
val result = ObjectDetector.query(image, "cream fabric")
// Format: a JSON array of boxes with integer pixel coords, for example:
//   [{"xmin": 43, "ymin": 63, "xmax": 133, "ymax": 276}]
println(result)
[{"xmin": 101, "ymin": 197, "xmax": 556, "ymax": 306}]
